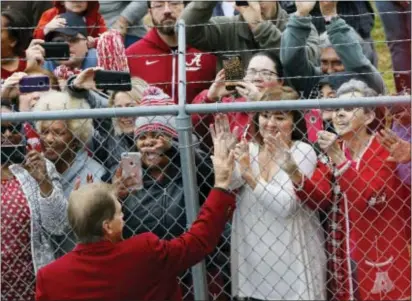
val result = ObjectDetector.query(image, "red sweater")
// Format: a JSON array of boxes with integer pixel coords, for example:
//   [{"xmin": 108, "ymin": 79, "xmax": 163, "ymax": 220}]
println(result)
[
  {"xmin": 126, "ymin": 29, "xmax": 217, "ymax": 105},
  {"xmin": 296, "ymin": 137, "xmax": 411, "ymax": 300},
  {"xmin": 33, "ymin": 1, "xmax": 107, "ymax": 40},
  {"xmin": 192, "ymin": 90, "xmax": 255, "ymax": 146},
  {"xmin": 1, "ymin": 58, "xmax": 26, "ymax": 80},
  {"xmin": 35, "ymin": 189, "xmax": 235, "ymax": 301}
]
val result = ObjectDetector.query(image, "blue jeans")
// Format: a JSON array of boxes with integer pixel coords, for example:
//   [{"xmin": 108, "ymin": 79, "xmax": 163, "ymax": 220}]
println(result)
[{"xmin": 376, "ymin": 1, "xmax": 411, "ymax": 92}]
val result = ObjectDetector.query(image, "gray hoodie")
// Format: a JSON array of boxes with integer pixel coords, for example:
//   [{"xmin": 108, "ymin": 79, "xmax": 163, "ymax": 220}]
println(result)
[{"xmin": 99, "ymin": 1, "xmax": 147, "ymax": 38}]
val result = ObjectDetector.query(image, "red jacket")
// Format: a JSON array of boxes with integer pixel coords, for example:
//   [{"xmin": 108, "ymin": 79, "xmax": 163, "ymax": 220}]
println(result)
[
  {"xmin": 126, "ymin": 29, "xmax": 217, "ymax": 104},
  {"xmin": 35, "ymin": 189, "xmax": 235, "ymax": 301},
  {"xmin": 33, "ymin": 1, "xmax": 107, "ymax": 40},
  {"xmin": 296, "ymin": 137, "xmax": 411, "ymax": 300}
]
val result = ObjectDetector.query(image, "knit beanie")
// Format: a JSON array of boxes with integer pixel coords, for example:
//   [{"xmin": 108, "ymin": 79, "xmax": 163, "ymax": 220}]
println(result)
[{"xmin": 134, "ymin": 86, "xmax": 178, "ymax": 138}]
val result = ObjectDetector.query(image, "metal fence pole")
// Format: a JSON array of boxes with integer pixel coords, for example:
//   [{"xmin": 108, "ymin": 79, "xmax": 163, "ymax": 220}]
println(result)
[{"xmin": 175, "ymin": 19, "xmax": 209, "ymax": 300}]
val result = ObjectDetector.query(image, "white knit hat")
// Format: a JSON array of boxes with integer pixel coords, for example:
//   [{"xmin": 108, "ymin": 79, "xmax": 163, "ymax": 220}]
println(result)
[{"xmin": 134, "ymin": 86, "xmax": 178, "ymax": 138}]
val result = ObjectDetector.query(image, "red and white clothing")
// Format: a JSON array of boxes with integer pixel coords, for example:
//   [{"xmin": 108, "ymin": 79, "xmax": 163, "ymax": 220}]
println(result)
[
  {"xmin": 1, "ymin": 178, "xmax": 35, "ymax": 301},
  {"xmin": 1, "ymin": 58, "xmax": 27, "ymax": 80},
  {"xmin": 126, "ymin": 29, "xmax": 217, "ymax": 104},
  {"xmin": 296, "ymin": 136, "xmax": 411, "ymax": 300},
  {"xmin": 192, "ymin": 91, "xmax": 255, "ymax": 144}
]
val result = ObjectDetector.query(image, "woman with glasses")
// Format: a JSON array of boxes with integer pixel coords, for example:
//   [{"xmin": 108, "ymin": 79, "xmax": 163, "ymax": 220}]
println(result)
[
  {"xmin": 192, "ymin": 51, "xmax": 285, "ymax": 145},
  {"xmin": 1, "ymin": 104, "xmax": 67, "ymax": 301},
  {"xmin": 282, "ymin": 80, "xmax": 411, "ymax": 300}
]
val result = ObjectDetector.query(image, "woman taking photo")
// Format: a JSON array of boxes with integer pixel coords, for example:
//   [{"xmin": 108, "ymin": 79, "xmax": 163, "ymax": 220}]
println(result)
[
  {"xmin": 1, "ymin": 104, "xmax": 67, "ymax": 300},
  {"xmin": 215, "ymin": 86, "xmax": 326, "ymax": 300}
]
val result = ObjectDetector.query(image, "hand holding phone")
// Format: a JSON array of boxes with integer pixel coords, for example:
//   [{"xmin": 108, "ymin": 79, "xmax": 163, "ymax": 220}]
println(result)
[
  {"xmin": 222, "ymin": 55, "xmax": 244, "ymax": 91},
  {"xmin": 19, "ymin": 76, "xmax": 50, "ymax": 94},
  {"xmin": 41, "ymin": 42, "xmax": 70, "ymax": 60},
  {"xmin": 121, "ymin": 152, "xmax": 143, "ymax": 191},
  {"xmin": 305, "ymin": 109, "xmax": 324, "ymax": 143},
  {"xmin": 94, "ymin": 70, "xmax": 132, "ymax": 91}
]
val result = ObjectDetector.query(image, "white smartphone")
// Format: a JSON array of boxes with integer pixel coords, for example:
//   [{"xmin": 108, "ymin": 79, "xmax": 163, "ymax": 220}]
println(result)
[{"xmin": 120, "ymin": 152, "xmax": 143, "ymax": 191}]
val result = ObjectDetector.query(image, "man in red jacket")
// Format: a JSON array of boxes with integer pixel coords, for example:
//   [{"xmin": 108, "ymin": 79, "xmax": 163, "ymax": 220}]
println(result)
[
  {"xmin": 126, "ymin": 1, "xmax": 217, "ymax": 105},
  {"xmin": 35, "ymin": 126, "xmax": 236, "ymax": 301}
]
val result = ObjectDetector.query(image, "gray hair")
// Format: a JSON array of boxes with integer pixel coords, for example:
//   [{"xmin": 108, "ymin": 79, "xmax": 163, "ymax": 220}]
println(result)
[
  {"xmin": 319, "ymin": 30, "xmax": 374, "ymax": 65},
  {"xmin": 336, "ymin": 79, "xmax": 378, "ymax": 98}
]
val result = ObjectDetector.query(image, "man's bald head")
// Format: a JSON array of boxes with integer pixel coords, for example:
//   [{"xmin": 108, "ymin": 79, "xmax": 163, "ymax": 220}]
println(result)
[{"xmin": 68, "ymin": 183, "xmax": 118, "ymax": 244}]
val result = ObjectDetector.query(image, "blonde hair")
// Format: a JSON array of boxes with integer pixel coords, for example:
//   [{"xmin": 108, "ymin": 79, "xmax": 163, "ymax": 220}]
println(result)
[
  {"xmin": 33, "ymin": 91, "xmax": 94, "ymax": 146},
  {"xmin": 68, "ymin": 183, "xmax": 117, "ymax": 243},
  {"xmin": 109, "ymin": 77, "xmax": 149, "ymax": 135},
  {"xmin": 108, "ymin": 77, "xmax": 149, "ymax": 107}
]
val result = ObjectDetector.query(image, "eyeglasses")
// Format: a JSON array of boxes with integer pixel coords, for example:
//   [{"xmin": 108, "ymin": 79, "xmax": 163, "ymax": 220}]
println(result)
[
  {"xmin": 245, "ymin": 69, "xmax": 278, "ymax": 79},
  {"xmin": 151, "ymin": 1, "xmax": 184, "ymax": 10},
  {"xmin": 52, "ymin": 36, "xmax": 87, "ymax": 44},
  {"xmin": 1, "ymin": 123, "xmax": 22, "ymax": 134}
]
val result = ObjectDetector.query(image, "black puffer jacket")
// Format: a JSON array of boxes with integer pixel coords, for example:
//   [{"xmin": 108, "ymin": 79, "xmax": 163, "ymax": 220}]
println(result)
[{"xmin": 122, "ymin": 142, "xmax": 215, "ymax": 240}]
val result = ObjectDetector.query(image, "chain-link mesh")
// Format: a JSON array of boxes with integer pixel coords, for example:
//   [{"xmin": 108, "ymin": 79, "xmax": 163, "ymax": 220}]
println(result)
[
  {"xmin": 2, "ymin": 93, "xmax": 411, "ymax": 300},
  {"xmin": 1, "ymin": 2, "xmax": 411, "ymax": 300}
]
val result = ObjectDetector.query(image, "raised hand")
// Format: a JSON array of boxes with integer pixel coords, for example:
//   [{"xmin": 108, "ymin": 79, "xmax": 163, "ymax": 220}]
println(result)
[
  {"xmin": 265, "ymin": 133, "xmax": 298, "ymax": 174},
  {"xmin": 295, "ymin": 1, "xmax": 317, "ymax": 17},
  {"xmin": 25, "ymin": 40, "xmax": 46, "ymax": 68},
  {"xmin": 73, "ymin": 173, "xmax": 95, "ymax": 191},
  {"xmin": 212, "ymin": 114, "xmax": 240, "ymax": 151},
  {"xmin": 235, "ymin": 1, "xmax": 263, "ymax": 31},
  {"xmin": 210, "ymin": 118, "xmax": 235, "ymax": 190},
  {"xmin": 72, "ymin": 67, "xmax": 103, "ymax": 90},
  {"xmin": 377, "ymin": 129, "xmax": 411, "ymax": 164},
  {"xmin": 112, "ymin": 167, "xmax": 141, "ymax": 199},
  {"xmin": 234, "ymin": 138, "xmax": 251, "ymax": 176},
  {"xmin": 44, "ymin": 15, "xmax": 67, "ymax": 36},
  {"xmin": 320, "ymin": 1, "xmax": 338, "ymax": 18},
  {"xmin": 317, "ymin": 130, "xmax": 346, "ymax": 165},
  {"xmin": 207, "ymin": 69, "xmax": 232, "ymax": 101},
  {"xmin": 234, "ymin": 81, "xmax": 263, "ymax": 101}
]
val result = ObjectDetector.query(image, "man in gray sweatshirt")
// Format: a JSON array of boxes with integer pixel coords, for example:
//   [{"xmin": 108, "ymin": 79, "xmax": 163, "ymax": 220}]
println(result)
[
  {"xmin": 281, "ymin": 1, "xmax": 385, "ymax": 98},
  {"xmin": 99, "ymin": 1, "xmax": 148, "ymax": 47}
]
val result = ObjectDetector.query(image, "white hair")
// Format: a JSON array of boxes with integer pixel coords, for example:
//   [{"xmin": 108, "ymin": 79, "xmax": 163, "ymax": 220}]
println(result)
[
  {"xmin": 336, "ymin": 79, "xmax": 378, "ymax": 98},
  {"xmin": 33, "ymin": 91, "xmax": 94, "ymax": 146}
]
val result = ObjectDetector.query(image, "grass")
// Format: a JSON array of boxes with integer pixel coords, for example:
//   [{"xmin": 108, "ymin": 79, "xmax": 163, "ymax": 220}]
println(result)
[{"xmin": 371, "ymin": 3, "xmax": 396, "ymax": 93}]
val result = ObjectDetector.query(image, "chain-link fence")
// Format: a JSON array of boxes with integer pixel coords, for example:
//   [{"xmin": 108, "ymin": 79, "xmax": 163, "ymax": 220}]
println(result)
[
  {"xmin": 2, "ymin": 90, "xmax": 411, "ymax": 301},
  {"xmin": 1, "ymin": 5, "xmax": 412, "ymax": 301}
]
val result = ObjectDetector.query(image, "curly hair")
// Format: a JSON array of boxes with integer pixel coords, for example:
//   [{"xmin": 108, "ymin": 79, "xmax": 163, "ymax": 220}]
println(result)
[{"xmin": 33, "ymin": 91, "xmax": 94, "ymax": 147}]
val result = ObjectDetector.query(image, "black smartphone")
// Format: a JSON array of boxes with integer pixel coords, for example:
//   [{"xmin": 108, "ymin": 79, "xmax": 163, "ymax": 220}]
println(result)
[
  {"xmin": 41, "ymin": 42, "xmax": 70, "ymax": 60},
  {"xmin": 94, "ymin": 70, "xmax": 132, "ymax": 91},
  {"xmin": 222, "ymin": 55, "xmax": 244, "ymax": 91},
  {"xmin": 236, "ymin": 1, "xmax": 249, "ymax": 6}
]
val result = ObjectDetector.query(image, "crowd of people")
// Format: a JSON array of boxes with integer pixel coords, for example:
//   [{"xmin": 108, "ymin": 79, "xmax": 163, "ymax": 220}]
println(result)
[{"xmin": 0, "ymin": 1, "xmax": 411, "ymax": 301}]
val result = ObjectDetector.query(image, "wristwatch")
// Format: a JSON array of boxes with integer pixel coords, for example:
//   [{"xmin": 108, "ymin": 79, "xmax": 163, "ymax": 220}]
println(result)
[{"xmin": 324, "ymin": 15, "xmax": 339, "ymax": 25}]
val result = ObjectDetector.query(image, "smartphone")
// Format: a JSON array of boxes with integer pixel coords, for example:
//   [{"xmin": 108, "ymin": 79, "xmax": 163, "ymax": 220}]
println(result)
[
  {"xmin": 236, "ymin": 1, "xmax": 249, "ymax": 6},
  {"xmin": 94, "ymin": 70, "xmax": 132, "ymax": 91},
  {"xmin": 19, "ymin": 76, "xmax": 50, "ymax": 94},
  {"xmin": 23, "ymin": 123, "xmax": 43, "ymax": 152},
  {"xmin": 41, "ymin": 42, "xmax": 70, "ymax": 60},
  {"xmin": 222, "ymin": 55, "xmax": 244, "ymax": 91},
  {"xmin": 121, "ymin": 152, "xmax": 143, "ymax": 191},
  {"xmin": 305, "ymin": 109, "xmax": 324, "ymax": 143}
]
